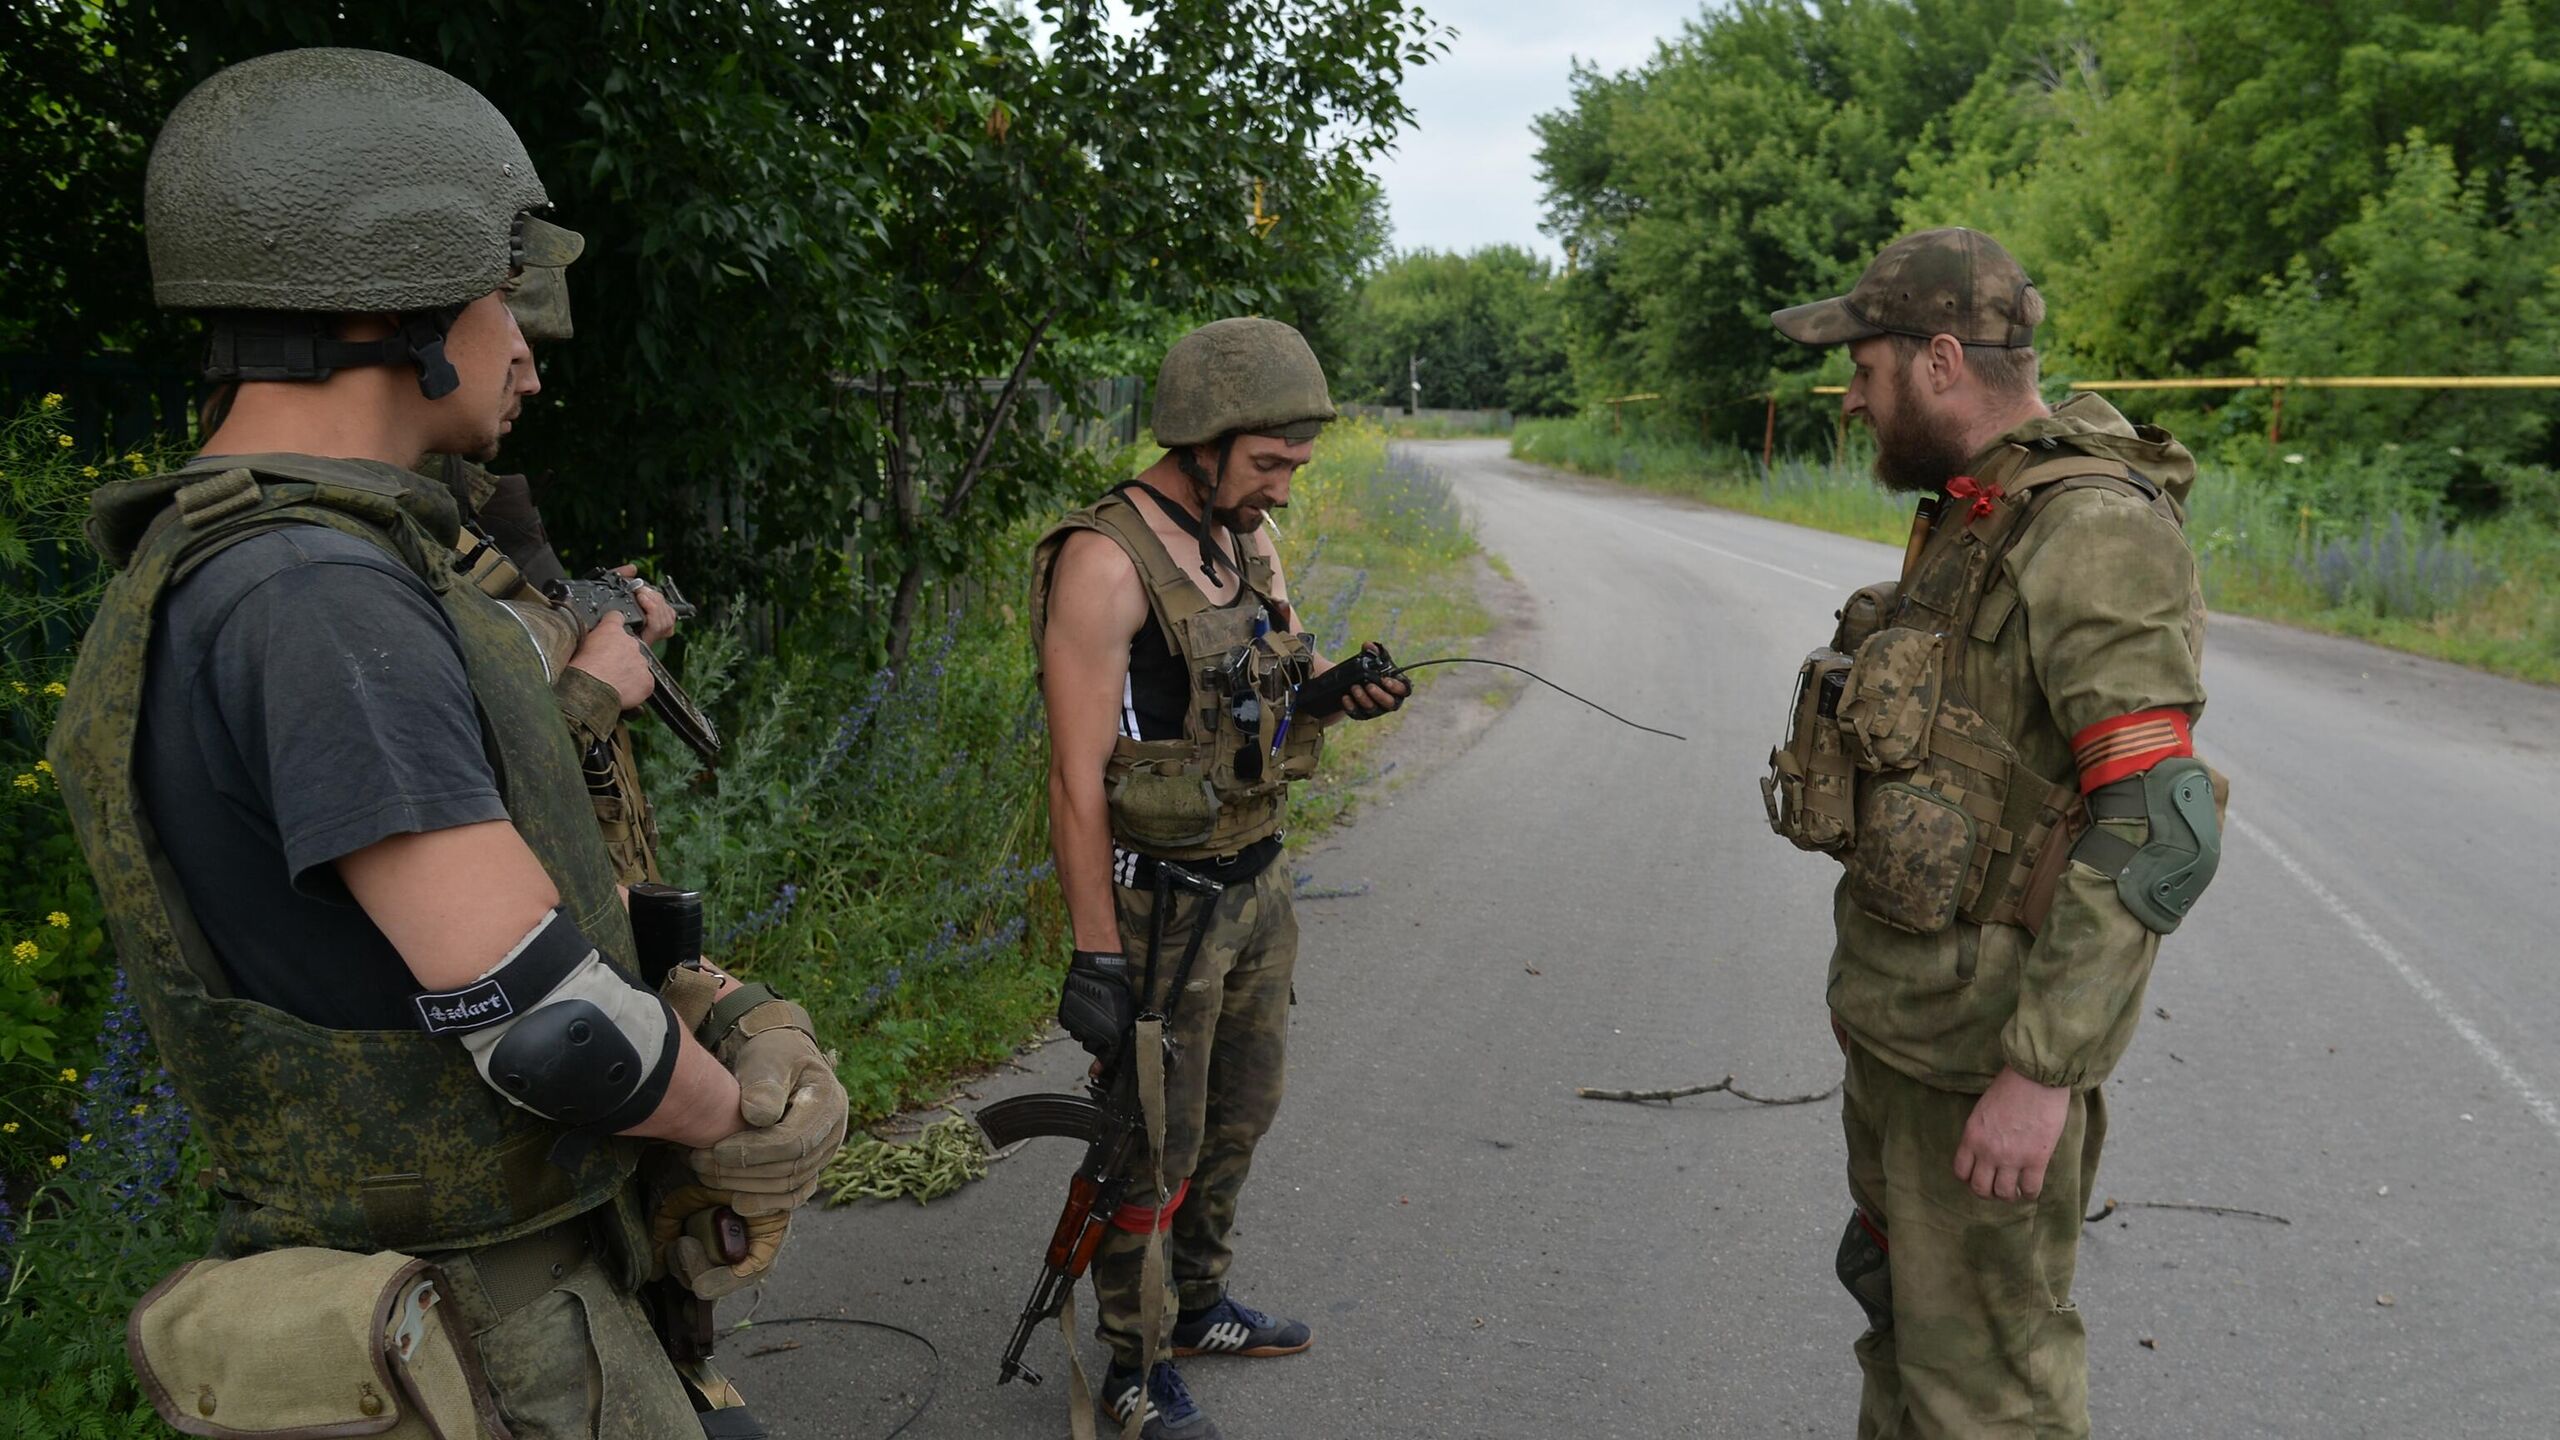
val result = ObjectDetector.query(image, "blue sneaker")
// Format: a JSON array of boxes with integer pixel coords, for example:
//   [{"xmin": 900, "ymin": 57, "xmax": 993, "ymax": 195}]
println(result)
[
  {"xmin": 1099, "ymin": 1360, "xmax": 1220, "ymax": 1440},
  {"xmin": 1171, "ymin": 1292, "xmax": 1313, "ymax": 1358}
]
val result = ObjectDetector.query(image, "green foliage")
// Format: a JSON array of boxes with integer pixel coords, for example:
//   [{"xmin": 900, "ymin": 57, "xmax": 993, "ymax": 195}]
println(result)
[
  {"xmin": 1540, "ymin": 0, "xmax": 2560, "ymax": 495},
  {"xmin": 5, "ymin": 1, "xmax": 1449, "ymax": 649},
  {"xmin": 1333, "ymin": 246, "xmax": 1573, "ymax": 415},
  {"xmin": 1513, "ymin": 419, "xmax": 2559, "ymax": 684},
  {"xmin": 1, "ymin": 401, "xmax": 180, "ymax": 1173},
  {"xmin": 1536, "ymin": 0, "xmax": 2062, "ymax": 433}
]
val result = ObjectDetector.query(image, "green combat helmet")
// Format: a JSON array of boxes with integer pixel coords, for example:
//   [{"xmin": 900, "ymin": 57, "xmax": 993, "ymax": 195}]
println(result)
[
  {"xmin": 1152, "ymin": 317, "xmax": 1337, "ymax": 446},
  {"xmin": 145, "ymin": 48, "xmax": 580, "ymax": 396}
]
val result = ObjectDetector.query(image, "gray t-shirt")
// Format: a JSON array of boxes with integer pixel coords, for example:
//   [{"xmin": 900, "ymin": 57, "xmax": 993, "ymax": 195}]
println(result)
[{"xmin": 137, "ymin": 525, "xmax": 510, "ymax": 1031}]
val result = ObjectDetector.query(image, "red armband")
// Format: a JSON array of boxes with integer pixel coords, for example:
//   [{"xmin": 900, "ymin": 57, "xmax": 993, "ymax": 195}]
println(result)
[
  {"xmin": 1110, "ymin": 1178, "xmax": 1191, "ymax": 1233},
  {"xmin": 2070, "ymin": 709, "xmax": 2194, "ymax": 792}
]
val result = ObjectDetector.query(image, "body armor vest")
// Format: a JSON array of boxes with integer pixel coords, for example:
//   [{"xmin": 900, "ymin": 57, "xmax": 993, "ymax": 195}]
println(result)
[
  {"xmin": 49, "ymin": 454, "xmax": 641, "ymax": 1257},
  {"xmin": 1031, "ymin": 489, "xmax": 1323, "ymax": 861},
  {"xmin": 1764, "ymin": 445, "xmax": 2182, "ymax": 935}
]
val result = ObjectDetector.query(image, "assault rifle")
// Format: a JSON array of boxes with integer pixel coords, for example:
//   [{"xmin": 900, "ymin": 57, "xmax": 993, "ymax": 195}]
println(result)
[
  {"xmin": 544, "ymin": 571, "xmax": 724, "ymax": 765},
  {"xmin": 981, "ymin": 860, "xmax": 1226, "ymax": 1386}
]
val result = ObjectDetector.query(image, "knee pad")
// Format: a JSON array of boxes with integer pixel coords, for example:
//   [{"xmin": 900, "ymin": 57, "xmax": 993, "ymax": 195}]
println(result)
[{"xmin": 1836, "ymin": 1210, "xmax": 1892, "ymax": 1333}]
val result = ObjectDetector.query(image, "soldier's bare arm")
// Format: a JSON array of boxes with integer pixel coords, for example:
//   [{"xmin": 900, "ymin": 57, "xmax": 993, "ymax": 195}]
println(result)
[
  {"xmin": 338, "ymin": 821, "xmax": 746, "ymax": 1148},
  {"xmin": 1040, "ymin": 529, "xmax": 1149, "ymax": 951}
]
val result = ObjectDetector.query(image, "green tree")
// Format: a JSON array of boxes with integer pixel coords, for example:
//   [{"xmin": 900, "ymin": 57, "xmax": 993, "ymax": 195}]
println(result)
[
  {"xmin": 1534, "ymin": 0, "xmax": 2061, "ymax": 440},
  {"xmin": 3, "ymin": 1, "xmax": 1446, "ymax": 656},
  {"xmin": 1335, "ymin": 245, "xmax": 1570, "ymax": 414}
]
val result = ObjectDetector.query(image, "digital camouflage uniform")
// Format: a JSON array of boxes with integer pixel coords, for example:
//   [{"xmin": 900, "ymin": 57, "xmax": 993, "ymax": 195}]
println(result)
[
  {"xmin": 47, "ymin": 49, "xmax": 706, "ymax": 1439},
  {"xmin": 1769, "ymin": 231, "xmax": 2214, "ymax": 1440}
]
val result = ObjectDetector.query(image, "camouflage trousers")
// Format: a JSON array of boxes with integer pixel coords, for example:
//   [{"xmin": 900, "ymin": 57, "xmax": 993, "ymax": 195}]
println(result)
[
  {"xmin": 1838, "ymin": 1039, "xmax": 2107, "ymax": 1440},
  {"xmin": 432, "ymin": 1216, "xmax": 701, "ymax": 1440},
  {"xmin": 1091, "ymin": 860, "xmax": 1298, "ymax": 1368}
]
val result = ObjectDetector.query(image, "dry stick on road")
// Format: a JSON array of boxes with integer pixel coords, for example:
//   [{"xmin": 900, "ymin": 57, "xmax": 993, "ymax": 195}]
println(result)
[
  {"xmin": 1576, "ymin": 1075, "xmax": 1843, "ymax": 1107},
  {"xmin": 2084, "ymin": 1198, "xmax": 2292, "ymax": 1226}
]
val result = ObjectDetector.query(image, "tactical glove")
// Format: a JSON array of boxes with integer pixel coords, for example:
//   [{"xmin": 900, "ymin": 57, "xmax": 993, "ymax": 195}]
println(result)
[
  {"xmin": 1059, "ymin": 949, "xmax": 1134, "ymax": 1059},
  {"xmin": 651, "ymin": 1182, "xmax": 792, "ymax": 1300},
  {"xmin": 688, "ymin": 994, "xmax": 849, "ymax": 1217}
]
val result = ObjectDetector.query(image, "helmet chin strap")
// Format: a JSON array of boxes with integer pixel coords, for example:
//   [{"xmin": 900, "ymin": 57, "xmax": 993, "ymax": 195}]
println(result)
[{"xmin": 1173, "ymin": 437, "xmax": 1242, "ymax": 581}]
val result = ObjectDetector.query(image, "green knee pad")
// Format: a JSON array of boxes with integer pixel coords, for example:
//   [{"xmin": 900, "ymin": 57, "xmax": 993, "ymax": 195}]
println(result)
[{"xmin": 1836, "ymin": 1212, "xmax": 1892, "ymax": 1333}]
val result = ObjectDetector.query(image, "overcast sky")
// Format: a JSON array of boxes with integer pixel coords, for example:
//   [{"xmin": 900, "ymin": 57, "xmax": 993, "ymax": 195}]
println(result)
[{"xmin": 1375, "ymin": 0, "xmax": 1705, "ymax": 262}]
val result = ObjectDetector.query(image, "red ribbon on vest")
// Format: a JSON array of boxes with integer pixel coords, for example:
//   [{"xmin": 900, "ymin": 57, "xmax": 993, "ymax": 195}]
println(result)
[{"xmin": 1945, "ymin": 475, "xmax": 2004, "ymax": 521}]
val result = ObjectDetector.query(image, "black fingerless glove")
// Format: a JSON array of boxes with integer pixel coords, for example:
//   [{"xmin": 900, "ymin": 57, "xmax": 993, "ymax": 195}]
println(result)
[{"xmin": 1059, "ymin": 950, "xmax": 1135, "ymax": 1059}]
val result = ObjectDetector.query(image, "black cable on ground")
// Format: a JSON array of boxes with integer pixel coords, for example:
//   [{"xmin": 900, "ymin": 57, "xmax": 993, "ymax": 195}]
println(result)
[
  {"xmin": 728, "ymin": 1314, "xmax": 942, "ymax": 1440},
  {"xmin": 1390, "ymin": 657, "xmax": 1688, "ymax": 741}
]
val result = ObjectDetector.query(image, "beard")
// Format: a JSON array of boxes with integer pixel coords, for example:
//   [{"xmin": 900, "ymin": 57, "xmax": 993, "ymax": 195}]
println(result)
[
  {"xmin": 1870, "ymin": 368, "xmax": 1973, "ymax": 495},
  {"xmin": 1211, "ymin": 501, "xmax": 1269, "ymax": 533}
]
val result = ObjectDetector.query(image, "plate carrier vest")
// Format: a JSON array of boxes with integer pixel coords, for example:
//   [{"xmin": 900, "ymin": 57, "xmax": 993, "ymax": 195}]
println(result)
[
  {"xmin": 1764, "ymin": 443, "xmax": 2186, "ymax": 935},
  {"xmin": 49, "ymin": 456, "xmax": 644, "ymax": 1260},
  {"xmin": 1031, "ymin": 488, "xmax": 1323, "ymax": 861}
]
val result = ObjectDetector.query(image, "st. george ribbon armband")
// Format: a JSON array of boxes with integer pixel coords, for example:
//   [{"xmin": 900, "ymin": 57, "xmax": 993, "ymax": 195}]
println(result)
[{"xmin": 2070, "ymin": 709, "xmax": 2193, "ymax": 792}]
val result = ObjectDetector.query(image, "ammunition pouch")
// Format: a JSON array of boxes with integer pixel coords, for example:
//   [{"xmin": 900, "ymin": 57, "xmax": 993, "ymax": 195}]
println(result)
[
  {"xmin": 129, "ymin": 1248, "xmax": 508, "ymax": 1439},
  {"xmin": 1766, "ymin": 449, "xmax": 2190, "ymax": 936},
  {"xmin": 1761, "ymin": 647, "xmax": 1857, "ymax": 854}
]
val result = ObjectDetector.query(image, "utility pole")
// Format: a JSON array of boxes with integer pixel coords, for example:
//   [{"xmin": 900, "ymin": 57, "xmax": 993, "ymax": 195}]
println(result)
[{"xmin": 1408, "ymin": 352, "xmax": 1423, "ymax": 417}]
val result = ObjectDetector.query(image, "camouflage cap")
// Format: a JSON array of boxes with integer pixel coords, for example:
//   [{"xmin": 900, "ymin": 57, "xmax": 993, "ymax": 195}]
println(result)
[
  {"xmin": 1771, "ymin": 228, "xmax": 2044, "ymax": 349},
  {"xmin": 1152, "ymin": 317, "xmax": 1337, "ymax": 447}
]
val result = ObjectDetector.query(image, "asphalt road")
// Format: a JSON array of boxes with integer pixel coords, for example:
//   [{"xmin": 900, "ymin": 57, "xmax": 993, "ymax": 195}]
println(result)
[{"xmin": 746, "ymin": 438, "xmax": 2560, "ymax": 1439}]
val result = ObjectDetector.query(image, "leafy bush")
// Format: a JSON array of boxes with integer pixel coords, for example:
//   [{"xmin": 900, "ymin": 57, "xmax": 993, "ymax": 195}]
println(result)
[{"xmin": 1, "ymin": 400, "xmax": 177, "ymax": 1172}]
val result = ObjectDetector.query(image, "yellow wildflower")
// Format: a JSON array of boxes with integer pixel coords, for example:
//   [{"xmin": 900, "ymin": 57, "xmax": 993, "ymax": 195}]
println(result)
[
  {"xmin": 11, "ymin": 940, "xmax": 37, "ymax": 964},
  {"xmin": 40, "ymin": 393, "xmax": 62, "ymax": 410},
  {"xmin": 41, "ymin": 685, "xmax": 63, "ymax": 701},
  {"xmin": 79, "ymin": 1133, "xmax": 90, "ymax": 1144},
  {"xmin": 48, "ymin": 912, "xmax": 71, "ymax": 928},
  {"xmin": 57, "ymin": 1068, "xmax": 77, "ymax": 1084},
  {"xmin": 47, "ymin": 1155, "xmax": 65, "ymax": 1170},
  {"xmin": 80, "ymin": 465, "xmax": 99, "ymax": 478},
  {"xmin": 11, "ymin": 774, "xmax": 35, "ymax": 793},
  {"xmin": 34, "ymin": 759, "xmax": 50, "ymax": 773},
  {"xmin": 7, "ymin": 680, "xmax": 23, "ymax": 696},
  {"xmin": 55, "ymin": 433, "xmax": 72, "ymax": 449},
  {"xmin": 130, "ymin": 1104, "xmax": 148, "ymax": 1117},
  {"xmin": 129, "ymin": 454, "xmax": 150, "ymax": 475},
  {"xmin": 1, "ymin": 1122, "xmax": 16, "ymax": 1134}
]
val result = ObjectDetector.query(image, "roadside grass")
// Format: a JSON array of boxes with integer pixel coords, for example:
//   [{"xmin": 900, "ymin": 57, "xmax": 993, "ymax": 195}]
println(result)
[{"xmin": 1513, "ymin": 414, "xmax": 2560, "ymax": 686}]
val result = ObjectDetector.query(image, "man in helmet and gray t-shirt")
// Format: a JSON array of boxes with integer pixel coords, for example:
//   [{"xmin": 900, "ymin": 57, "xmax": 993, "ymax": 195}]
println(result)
[
  {"xmin": 1032, "ymin": 318, "xmax": 1410, "ymax": 1438},
  {"xmin": 50, "ymin": 49, "xmax": 843, "ymax": 1438}
]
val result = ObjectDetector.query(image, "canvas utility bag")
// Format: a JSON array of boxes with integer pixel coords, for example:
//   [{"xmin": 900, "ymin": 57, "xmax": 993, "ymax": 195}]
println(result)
[{"xmin": 128, "ymin": 1247, "xmax": 510, "ymax": 1439}]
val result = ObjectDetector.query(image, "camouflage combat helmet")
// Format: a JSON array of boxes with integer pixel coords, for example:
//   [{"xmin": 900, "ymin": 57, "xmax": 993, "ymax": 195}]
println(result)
[
  {"xmin": 1152, "ymin": 317, "xmax": 1337, "ymax": 447},
  {"xmin": 146, "ymin": 49, "xmax": 579, "ymax": 395}
]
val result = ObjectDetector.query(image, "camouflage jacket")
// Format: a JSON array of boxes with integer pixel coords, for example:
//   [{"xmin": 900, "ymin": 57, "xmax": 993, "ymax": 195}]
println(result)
[{"xmin": 1829, "ymin": 396, "xmax": 2208, "ymax": 1092}]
